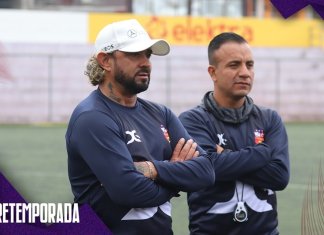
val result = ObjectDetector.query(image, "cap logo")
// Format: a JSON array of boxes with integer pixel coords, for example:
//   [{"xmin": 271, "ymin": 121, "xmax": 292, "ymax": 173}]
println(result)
[
  {"xmin": 102, "ymin": 44, "xmax": 114, "ymax": 52},
  {"xmin": 95, "ymin": 19, "xmax": 170, "ymax": 56},
  {"xmin": 127, "ymin": 29, "xmax": 137, "ymax": 38}
]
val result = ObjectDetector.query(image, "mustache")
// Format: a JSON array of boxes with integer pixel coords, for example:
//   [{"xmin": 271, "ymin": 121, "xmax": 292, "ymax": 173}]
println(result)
[{"xmin": 135, "ymin": 68, "xmax": 151, "ymax": 75}]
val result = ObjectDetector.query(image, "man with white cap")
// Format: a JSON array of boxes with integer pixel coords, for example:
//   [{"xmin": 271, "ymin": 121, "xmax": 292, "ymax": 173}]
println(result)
[{"xmin": 65, "ymin": 19, "xmax": 216, "ymax": 234}]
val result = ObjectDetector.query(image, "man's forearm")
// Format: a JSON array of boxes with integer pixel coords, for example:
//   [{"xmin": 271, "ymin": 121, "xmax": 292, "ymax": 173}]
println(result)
[
  {"xmin": 134, "ymin": 138, "xmax": 199, "ymax": 180},
  {"xmin": 134, "ymin": 161, "xmax": 157, "ymax": 180}
]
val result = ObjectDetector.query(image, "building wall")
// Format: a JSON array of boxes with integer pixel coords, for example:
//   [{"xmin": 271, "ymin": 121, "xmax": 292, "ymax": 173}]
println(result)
[
  {"xmin": 1, "ymin": 43, "xmax": 324, "ymax": 123},
  {"xmin": 0, "ymin": 10, "xmax": 323, "ymax": 123}
]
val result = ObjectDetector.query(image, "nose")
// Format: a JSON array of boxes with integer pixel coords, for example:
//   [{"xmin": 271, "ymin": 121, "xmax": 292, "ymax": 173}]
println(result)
[
  {"xmin": 139, "ymin": 53, "xmax": 151, "ymax": 68},
  {"xmin": 239, "ymin": 64, "xmax": 251, "ymax": 78}
]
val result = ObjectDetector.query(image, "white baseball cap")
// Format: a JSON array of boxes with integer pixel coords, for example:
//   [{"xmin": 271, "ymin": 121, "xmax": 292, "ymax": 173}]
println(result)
[{"xmin": 95, "ymin": 19, "xmax": 170, "ymax": 56}]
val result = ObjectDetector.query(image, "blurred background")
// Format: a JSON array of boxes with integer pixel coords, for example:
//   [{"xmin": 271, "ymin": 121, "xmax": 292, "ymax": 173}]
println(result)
[
  {"xmin": 0, "ymin": 1, "xmax": 323, "ymax": 234},
  {"xmin": 0, "ymin": 0, "xmax": 323, "ymax": 122}
]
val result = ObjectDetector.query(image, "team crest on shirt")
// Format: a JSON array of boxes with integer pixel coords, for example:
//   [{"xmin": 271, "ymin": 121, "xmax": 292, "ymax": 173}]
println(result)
[
  {"xmin": 160, "ymin": 125, "xmax": 170, "ymax": 143},
  {"xmin": 217, "ymin": 133, "xmax": 227, "ymax": 146},
  {"xmin": 254, "ymin": 129, "xmax": 265, "ymax": 144}
]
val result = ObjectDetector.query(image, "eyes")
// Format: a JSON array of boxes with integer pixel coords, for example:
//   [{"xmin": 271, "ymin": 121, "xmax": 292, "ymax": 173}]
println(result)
[
  {"xmin": 228, "ymin": 61, "xmax": 254, "ymax": 70},
  {"xmin": 124, "ymin": 49, "xmax": 152, "ymax": 59},
  {"xmin": 145, "ymin": 49, "xmax": 153, "ymax": 59}
]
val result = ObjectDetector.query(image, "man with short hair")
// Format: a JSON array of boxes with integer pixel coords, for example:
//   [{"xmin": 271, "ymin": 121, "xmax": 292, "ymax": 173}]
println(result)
[{"xmin": 179, "ymin": 32, "xmax": 290, "ymax": 235}]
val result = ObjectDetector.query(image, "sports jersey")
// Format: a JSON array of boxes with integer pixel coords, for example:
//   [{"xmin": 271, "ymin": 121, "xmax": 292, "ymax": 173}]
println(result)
[
  {"xmin": 65, "ymin": 88, "xmax": 216, "ymax": 235},
  {"xmin": 179, "ymin": 91, "xmax": 290, "ymax": 235}
]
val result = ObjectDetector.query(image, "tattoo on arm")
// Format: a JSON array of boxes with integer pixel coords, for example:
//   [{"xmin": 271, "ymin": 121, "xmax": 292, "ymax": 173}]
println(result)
[
  {"xmin": 134, "ymin": 162, "xmax": 156, "ymax": 180},
  {"xmin": 108, "ymin": 82, "xmax": 121, "ymax": 103},
  {"xmin": 134, "ymin": 162, "xmax": 150, "ymax": 178}
]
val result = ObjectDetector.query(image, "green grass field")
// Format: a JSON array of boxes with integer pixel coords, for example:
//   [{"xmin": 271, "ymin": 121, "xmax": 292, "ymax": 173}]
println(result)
[{"xmin": 0, "ymin": 123, "xmax": 323, "ymax": 235}]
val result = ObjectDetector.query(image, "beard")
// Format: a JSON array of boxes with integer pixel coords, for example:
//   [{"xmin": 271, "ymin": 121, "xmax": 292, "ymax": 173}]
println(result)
[{"xmin": 114, "ymin": 67, "xmax": 150, "ymax": 95}]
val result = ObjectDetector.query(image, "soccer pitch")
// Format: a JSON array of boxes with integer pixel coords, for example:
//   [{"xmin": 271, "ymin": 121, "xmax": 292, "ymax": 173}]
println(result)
[{"xmin": 0, "ymin": 123, "xmax": 323, "ymax": 235}]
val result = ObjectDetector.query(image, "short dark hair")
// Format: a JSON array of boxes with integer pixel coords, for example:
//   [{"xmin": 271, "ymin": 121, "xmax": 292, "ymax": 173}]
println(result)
[{"xmin": 208, "ymin": 32, "xmax": 247, "ymax": 64}]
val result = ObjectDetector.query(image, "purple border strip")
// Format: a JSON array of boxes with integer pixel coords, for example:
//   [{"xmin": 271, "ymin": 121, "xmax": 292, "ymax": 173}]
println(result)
[
  {"xmin": 308, "ymin": 0, "xmax": 324, "ymax": 6},
  {"xmin": 271, "ymin": 0, "xmax": 324, "ymax": 19},
  {"xmin": 270, "ymin": 0, "xmax": 309, "ymax": 18},
  {"xmin": 310, "ymin": 3, "xmax": 324, "ymax": 18},
  {"xmin": 0, "ymin": 172, "xmax": 113, "ymax": 235}
]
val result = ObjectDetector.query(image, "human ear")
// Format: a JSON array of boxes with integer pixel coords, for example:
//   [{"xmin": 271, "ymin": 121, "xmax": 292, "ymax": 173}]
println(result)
[
  {"xmin": 208, "ymin": 65, "xmax": 217, "ymax": 82},
  {"xmin": 96, "ymin": 52, "xmax": 112, "ymax": 71}
]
